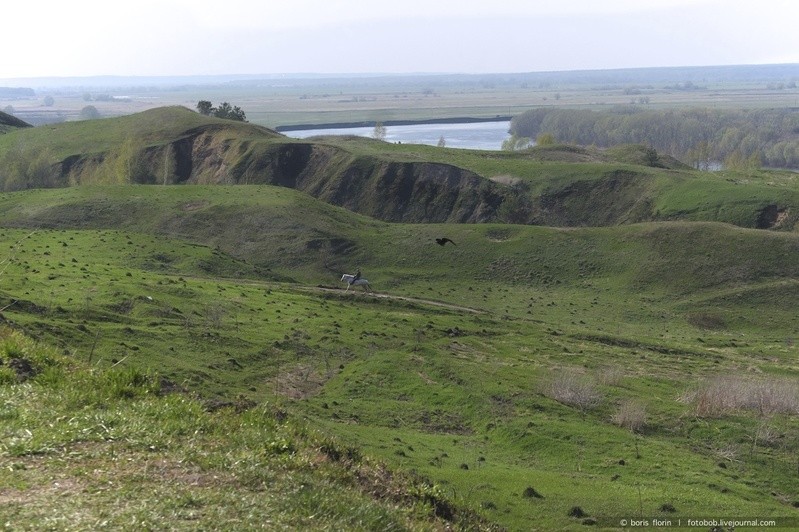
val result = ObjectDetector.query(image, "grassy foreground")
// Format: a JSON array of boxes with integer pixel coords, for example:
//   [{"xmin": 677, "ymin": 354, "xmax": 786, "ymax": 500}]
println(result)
[
  {"xmin": 0, "ymin": 327, "xmax": 488, "ymax": 530},
  {"xmin": 0, "ymin": 183, "xmax": 798, "ymax": 529}
]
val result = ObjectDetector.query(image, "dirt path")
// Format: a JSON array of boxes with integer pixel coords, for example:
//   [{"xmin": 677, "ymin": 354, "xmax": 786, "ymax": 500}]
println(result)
[
  {"xmin": 180, "ymin": 274, "xmax": 486, "ymax": 314},
  {"xmin": 302, "ymin": 286, "xmax": 485, "ymax": 314}
]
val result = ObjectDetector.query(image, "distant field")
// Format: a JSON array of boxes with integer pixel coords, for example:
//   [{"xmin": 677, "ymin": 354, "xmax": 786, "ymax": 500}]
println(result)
[{"xmin": 4, "ymin": 66, "xmax": 799, "ymax": 129}]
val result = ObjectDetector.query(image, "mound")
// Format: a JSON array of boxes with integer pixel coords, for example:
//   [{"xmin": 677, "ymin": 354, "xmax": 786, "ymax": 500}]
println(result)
[{"xmin": 0, "ymin": 110, "xmax": 32, "ymax": 132}]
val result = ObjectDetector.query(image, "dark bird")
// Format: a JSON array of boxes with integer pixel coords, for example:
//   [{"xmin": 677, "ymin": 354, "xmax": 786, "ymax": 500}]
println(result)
[{"xmin": 436, "ymin": 238, "xmax": 456, "ymax": 246}]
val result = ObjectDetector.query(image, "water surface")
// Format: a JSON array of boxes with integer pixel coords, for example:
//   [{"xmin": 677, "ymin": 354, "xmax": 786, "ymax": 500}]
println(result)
[{"xmin": 287, "ymin": 121, "xmax": 512, "ymax": 151}]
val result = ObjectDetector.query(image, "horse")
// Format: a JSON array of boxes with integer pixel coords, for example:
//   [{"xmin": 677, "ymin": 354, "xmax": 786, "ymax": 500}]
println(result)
[{"xmin": 341, "ymin": 273, "xmax": 372, "ymax": 292}]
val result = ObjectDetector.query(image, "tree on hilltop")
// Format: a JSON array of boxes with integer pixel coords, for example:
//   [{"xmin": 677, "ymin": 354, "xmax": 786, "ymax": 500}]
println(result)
[
  {"xmin": 196, "ymin": 100, "xmax": 214, "ymax": 116},
  {"xmin": 196, "ymin": 100, "xmax": 247, "ymax": 122},
  {"xmin": 214, "ymin": 102, "xmax": 247, "ymax": 122}
]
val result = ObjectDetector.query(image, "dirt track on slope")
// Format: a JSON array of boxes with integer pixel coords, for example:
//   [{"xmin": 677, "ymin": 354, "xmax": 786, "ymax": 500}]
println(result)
[{"xmin": 306, "ymin": 286, "xmax": 485, "ymax": 314}]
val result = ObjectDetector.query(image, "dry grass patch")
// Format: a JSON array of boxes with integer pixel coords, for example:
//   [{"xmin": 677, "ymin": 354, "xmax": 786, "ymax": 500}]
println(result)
[
  {"xmin": 544, "ymin": 369, "xmax": 603, "ymax": 412},
  {"xmin": 611, "ymin": 399, "xmax": 647, "ymax": 432},
  {"xmin": 682, "ymin": 374, "xmax": 799, "ymax": 417},
  {"xmin": 596, "ymin": 365, "xmax": 625, "ymax": 387}
]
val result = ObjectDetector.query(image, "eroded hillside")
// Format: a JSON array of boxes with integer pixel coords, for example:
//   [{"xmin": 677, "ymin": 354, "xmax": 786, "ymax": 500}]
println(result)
[
  {"xmin": 2, "ymin": 106, "xmax": 799, "ymax": 229},
  {"xmin": 0, "ymin": 110, "xmax": 31, "ymax": 133},
  {"xmin": 46, "ymin": 114, "xmax": 505, "ymax": 224}
]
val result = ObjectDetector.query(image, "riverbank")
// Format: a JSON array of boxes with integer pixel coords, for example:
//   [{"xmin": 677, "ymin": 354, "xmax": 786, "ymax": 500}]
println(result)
[
  {"xmin": 275, "ymin": 116, "xmax": 512, "ymax": 132},
  {"xmin": 283, "ymin": 119, "xmax": 512, "ymax": 151}
]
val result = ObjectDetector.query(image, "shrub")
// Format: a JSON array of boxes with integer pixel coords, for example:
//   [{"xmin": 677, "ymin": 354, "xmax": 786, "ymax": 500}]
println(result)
[
  {"xmin": 536, "ymin": 133, "xmax": 556, "ymax": 146},
  {"xmin": 611, "ymin": 400, "xmax": 647, "ymax": 432},
  {"xmin": 568, "ymin": 506, "xmax": 587, "ymax": 518},
  {"xmin": 522, "ymin": 486, "xmax": 544, "ymax": 499},
  {"xmin": 686, "ymin": 311, "xmax": 726, "ymax": 330},
  {"xmin": 683, "ymin": 374, "xmax": 799, "ymax": 417},
  {"xmin": 597, "ymin": 365, "xmax": 625, "ymax": 387},
  {"xmin": 545, "ymin": 369, "xmax": 603, "ymax": 412}
]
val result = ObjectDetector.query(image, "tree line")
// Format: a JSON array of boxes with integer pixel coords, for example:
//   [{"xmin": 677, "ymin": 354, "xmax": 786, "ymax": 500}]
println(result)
[
  {"xmin": 509, "ymin": 107, "xmax": 799, "ymax": 170},
  {"xmin": 196, "ymin": 101, "xmax": 247, "ymax": 122}
]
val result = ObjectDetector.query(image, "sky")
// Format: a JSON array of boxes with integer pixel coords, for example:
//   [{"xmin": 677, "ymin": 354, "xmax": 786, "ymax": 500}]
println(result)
[{"xmin": 2, "ymin": 0, "xmax": 798, "ymax": 79}]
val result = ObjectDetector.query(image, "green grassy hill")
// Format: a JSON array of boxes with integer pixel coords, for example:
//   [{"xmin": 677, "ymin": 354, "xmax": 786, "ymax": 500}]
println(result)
[
  {"xmin": 1, "ymin": 106, "xmax": 799, "ymax": 230},
  {"xmin": 0, "ymin": 110, "xmax": 31, "ymax": 133},
  {"xmin": 2, "ymin": 107, "xmax": 799, "ymax": 529},
  {"xmin": 1, "ymin": 184, "xmax": 798, "ymax": 529},
  {"xmin": 0, "ymin": 327, "xmax": 487, "ymax": 530}
]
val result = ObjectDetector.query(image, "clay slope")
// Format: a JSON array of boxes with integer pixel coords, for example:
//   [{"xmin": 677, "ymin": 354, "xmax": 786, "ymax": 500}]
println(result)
[{"xmin": 85, "ymin": 127, "xmax": 507, "ymax": 224}]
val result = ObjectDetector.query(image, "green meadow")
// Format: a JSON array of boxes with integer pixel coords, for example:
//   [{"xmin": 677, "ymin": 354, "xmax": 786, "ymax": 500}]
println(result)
[{"xmin": 1, "ymin": 108, "xmax": 799, "ymax": 530}]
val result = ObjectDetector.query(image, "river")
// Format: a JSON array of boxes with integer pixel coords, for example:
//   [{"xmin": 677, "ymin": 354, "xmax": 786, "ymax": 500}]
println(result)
[{"xmin": 286, "ymin": 120, "xmax": 512, "ymax": 151}]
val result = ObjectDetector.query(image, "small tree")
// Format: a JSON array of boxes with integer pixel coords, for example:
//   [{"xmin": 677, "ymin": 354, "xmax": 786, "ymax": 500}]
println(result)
[
  {"xmin": 214, "ymin": 102, "xmax": 246, "ymax": 122},
  {"xmin": 745, "ymin": 153, "xmax": 761, "ymax": 173},
  {"xmin": 612, "ymin": 400, "xmax": 647, "ymax": 433},
  {"xmin": 501, "ymin": 134, "xmax": 532, "ymax": 151},
  {"xmin": 687, "ymin": 140, "xmax": 712, "ymax": 171},
  {"xmin": 437, "ymin": 135, "xmax": 446, "ymax": 148},
  {"xmin": 545, "ymin": 369, "xmax": 603, "ymax": 413},
  {"xmin": 372, "ymin": 122, "xmax": 387, "ymax": 141},
  {"xmin": 198, "ymin": 101, "xmax": 247, "ymax": 121},
  {"xmin": 536, "ymin": 133, "xmax": 556, "ymax": 146},
  {"xmin": 196, "ymin": 100, "xmax": 214, "ymax": 116},
  {"xmin": 0, "ymin": 142, "xmax": 56, "ymax": 191},
  {"xmin": 79, "ymin": 105, "xmax": 101, "ymax": 120},
  {"xmin": 724, "ymin": 150, "xmax": 747, "ymax": 171},
  {"xmin": 228, "ymin": 106, "xmax": 247, "ymax": 121}
]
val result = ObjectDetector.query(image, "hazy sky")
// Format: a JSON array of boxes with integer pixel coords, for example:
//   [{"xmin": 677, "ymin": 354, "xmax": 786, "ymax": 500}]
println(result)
[{"xmin": 3, "ymin": 0, "xmax": 798, "ymax": 79}]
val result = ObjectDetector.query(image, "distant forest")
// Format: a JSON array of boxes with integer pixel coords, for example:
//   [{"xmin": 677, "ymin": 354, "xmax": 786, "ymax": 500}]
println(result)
[
  {"xmin": 0, "ymin": 87, "xmax": 35, "ymax": 98},
  {"xmin": 509, "ymin": 107, "xmax": 799, "ymax": 170}
]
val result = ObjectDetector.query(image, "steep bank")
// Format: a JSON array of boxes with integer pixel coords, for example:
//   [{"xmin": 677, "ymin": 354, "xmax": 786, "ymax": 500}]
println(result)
[
  {"xmin": 58, "ymin": 125, "xmax": 506, "ymax": 224},
  {"xmin": 3, "ymin": 106, "xmax": 798, "ymax": 230}
]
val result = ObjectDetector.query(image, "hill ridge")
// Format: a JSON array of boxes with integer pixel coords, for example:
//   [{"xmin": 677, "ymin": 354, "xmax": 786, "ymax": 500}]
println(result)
[
  {"xmin": 0, "ymin": 110, "xmax": 32, "ymax": 132},
  {"xmin": 1, "ymin": 106, "xmax": 798, "ymax": 230}
]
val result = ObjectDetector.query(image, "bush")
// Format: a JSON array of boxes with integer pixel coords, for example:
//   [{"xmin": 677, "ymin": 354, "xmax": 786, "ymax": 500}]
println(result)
[
  {"xmin": 568, "ymin": 506, "xmax": 587, "ymax": 518},
  {"xmin": 683, "ymin": 374, "xmax": 799, "ymax": 417},
  {"xmin": 597, "ymin": 365, "xmax": 625, "ymax": 386},
  {"xmin": 545, "ymin": 369, "xmax": 603, "ymax": 412},
  {"xmin": 522, "ymin": 486, "xmax": 544, "ymax": 499},
  {"xmin": 536, "ymin": 133, "xmax": 556, "ymax": 146},
  {"xmin": 611, "ymin": 400, "xmax": 647, "ymax": 432},
  {"xmin": 80, "ymin": 105, "xmax": 101, "ymax": 120}
]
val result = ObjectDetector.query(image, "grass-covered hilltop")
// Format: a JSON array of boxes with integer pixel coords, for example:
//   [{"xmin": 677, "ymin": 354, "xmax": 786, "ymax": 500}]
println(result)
[{"xmin": 1, "ymin": 105, "xmax": 799, "ymax": 530}]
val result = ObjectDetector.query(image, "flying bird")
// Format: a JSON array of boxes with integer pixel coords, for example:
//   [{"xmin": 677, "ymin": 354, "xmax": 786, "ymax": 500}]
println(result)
[{"xmin": 436, "ymin": 238, "xmax": 456, "ymax": 246}]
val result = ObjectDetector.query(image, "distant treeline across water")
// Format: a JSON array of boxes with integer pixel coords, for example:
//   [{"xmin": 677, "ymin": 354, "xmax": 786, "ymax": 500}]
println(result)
[{"xmin": 510, "ymin": 107, "xmax": 799, "ymax": 170}]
